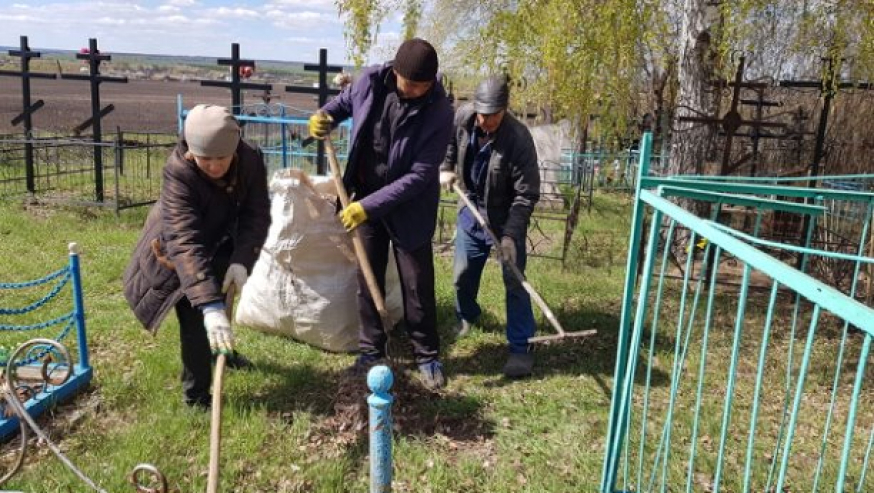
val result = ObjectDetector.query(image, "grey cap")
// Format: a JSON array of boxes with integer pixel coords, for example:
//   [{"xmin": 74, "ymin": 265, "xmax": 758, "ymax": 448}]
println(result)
[
  {"xmin": 473, "ymin": 76, "xmax": 509, "ymax": 115},
  {"xmin": 184, "ymin": 104, "xmax": 240, "ymax": 157}
]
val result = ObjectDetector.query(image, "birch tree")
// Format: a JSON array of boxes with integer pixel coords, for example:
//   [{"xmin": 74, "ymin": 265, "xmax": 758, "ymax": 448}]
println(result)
[{"xmin": 669, "ymin": 0, "xmax": 721, "ymax": 175}]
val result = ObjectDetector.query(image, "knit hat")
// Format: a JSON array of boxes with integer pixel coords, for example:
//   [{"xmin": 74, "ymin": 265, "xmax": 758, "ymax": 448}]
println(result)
[
  {"xmin": 184, "ymin": 104, "xmax": 241, "ymax": 157},
  {"xmin": 473, "ymin": 76, "xmax": 510, "ymax": 115},
  {"xmin": 393, "ymin": 38, "xmax": 439, "ymax": 82}
]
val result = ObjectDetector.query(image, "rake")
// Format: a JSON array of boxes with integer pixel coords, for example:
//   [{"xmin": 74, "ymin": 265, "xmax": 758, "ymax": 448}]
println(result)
[{"xmin": 452, "ymin": 184, "xmax": 596, "ymax": 343}]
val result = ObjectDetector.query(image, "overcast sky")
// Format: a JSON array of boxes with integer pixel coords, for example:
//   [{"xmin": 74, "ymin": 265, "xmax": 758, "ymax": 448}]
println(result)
[{"xmin": 0, "ymin": 0, "xmax": 403, "ymax": 65}]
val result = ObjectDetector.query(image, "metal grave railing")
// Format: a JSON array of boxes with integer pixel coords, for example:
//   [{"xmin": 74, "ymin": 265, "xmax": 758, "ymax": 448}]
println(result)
[
  {"xmin": 0, "ymin": 243, "xmax": 93, "ymax": 439},
  {"xmin": 178, "ymin": 98, "xmax": 353, "ymax": 177},
  {"xmin": 601, "ymin": 133, "xmax": 874, "ymax": 492}
]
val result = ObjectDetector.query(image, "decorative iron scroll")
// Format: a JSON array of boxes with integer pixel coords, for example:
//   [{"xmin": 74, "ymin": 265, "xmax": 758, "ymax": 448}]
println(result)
[{"xmin": 0, "ymin": 338, "xmax": 167, "ymax": 493}]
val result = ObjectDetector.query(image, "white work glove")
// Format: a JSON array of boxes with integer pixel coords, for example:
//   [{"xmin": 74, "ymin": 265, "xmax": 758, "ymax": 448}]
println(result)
[
  {"xmin": 221, "ymin": 263, "xmax": 248, "ymax": 293},
  {"xmin": 439, "ymin": 171, "xmax": 457, "ymax": 192},
  {"xmin": 500, "ymin": 236, "xmax": 517, "ymax": 266},
  {"xmin": 203, "ymin": 309, "xmax": 234, "ymax": 354}
]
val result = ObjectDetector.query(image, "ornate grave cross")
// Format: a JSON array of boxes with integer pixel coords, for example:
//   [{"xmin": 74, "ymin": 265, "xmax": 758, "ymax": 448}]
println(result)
[
  {"xmin": 733, "ymin": 86, "xmax": 783, "ymax": 176},
  {"xmin": 779, "ymin": 57, "xmax": 874, "ymax": 178},
  {"xmin": 200, "ymin": 43, "xmax": 272, "ymax": 116},
  {"xmin": 729, "ymin": 94, "xmax": 819, "ymax": 177},
  {"xmin": 59, "ymin": 38, "xmax": 128, "ymax": 202},
  {"xmin": 785, "ymin": 107, "xmax": 814, "ymax": 166},
  {"xmin": 679, "ymin": 56, "xmax": 786, "ymax": 176},
  {"xmin": 779, "ymin": 58, "xmax": 874, "ymax": 261},
  {"xmin": 286, "ymin": 48, "xmax": 342, "ymax": 174},
  {"xmin": 0, "ymin": 35, "xmax": 57, "ymax": 193}
]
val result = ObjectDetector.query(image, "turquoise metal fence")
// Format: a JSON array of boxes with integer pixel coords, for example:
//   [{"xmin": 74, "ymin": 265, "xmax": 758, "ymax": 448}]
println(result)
[
  {"xmin": 602, "ymin": 133, "xmax": 874, "ymax": 492},
  {"xmin": 559, "ymin": 148, "xmax": 671, "ymax": 191}
]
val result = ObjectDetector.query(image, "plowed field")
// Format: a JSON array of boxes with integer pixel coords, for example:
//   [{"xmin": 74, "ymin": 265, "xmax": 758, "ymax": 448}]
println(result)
[{"xmin": 0, "ymin": 76, "xmax": 318, "ymax": 135}]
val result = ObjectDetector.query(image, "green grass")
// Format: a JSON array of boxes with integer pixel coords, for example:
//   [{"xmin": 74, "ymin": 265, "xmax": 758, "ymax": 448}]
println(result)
[
  {"xmin": 0, "ymin": 194, "xmax": 629, "ymax": 492},
  {"xmin": 2, "ymin": 191, "xmax": 870, "ymax": 492}
]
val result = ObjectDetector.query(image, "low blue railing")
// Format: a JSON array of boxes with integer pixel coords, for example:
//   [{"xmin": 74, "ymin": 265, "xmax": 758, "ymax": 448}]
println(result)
[{"xmin": 0, "ymin": 243, "xmax": 93, "ymax": 439}]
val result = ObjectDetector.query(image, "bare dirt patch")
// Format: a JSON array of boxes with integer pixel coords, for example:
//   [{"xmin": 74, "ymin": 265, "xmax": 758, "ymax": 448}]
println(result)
[{"xmin": 304, "ymin": 367, "xmax": 494, "ymax": 460}]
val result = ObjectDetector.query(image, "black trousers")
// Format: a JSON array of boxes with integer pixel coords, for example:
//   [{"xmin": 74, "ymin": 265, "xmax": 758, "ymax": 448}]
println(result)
[
  {"xmin": 356, "ymin": 220, "xmax": 440, "ymax": 365},
  {"xmin": 176, "ymin": 296, "xmax": 213, "ymax": 403},
  {"xmin": 175, "ymin": 247, "xmax": 230, "ymax": 403}
]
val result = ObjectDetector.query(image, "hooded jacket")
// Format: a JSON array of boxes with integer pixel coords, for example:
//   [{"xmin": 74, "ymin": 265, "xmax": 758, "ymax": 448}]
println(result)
[
  {"xmin": 123, "ymin": 139, "xmax": 270, "ymax": 333},
  {"xmin": 321, "ymin": 63, "xmax": 454, "ymax": 250}
]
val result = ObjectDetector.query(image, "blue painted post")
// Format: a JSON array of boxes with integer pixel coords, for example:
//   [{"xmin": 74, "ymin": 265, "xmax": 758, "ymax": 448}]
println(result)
[
  {"xmin": 176, "ymin": 94, "xmax": 184, "ymax": 135},
  {"xmin": 68, "ymin": 243, "xmax": 89, "ymax": 371},
  {"xmin": 280, "ymin": 105, "xmax": 288, "ymax": 169},
  {"xmin": 367, "ymin": 365, "xmax": 394, "ymax": 493}
]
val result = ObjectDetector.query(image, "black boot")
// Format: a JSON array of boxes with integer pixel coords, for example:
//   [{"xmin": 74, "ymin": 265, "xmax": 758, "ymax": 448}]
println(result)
[{"xmin": 219, "ymin": 351, "xmax": 255, "ymax": 370}]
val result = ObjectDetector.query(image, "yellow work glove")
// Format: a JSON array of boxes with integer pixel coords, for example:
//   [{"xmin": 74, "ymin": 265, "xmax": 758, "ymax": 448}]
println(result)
[
  {"xmin": 339, "ymin": 202, "xmax": 368, "ymax": 231},
  {"xmin": 308, "ymin": 110, "xmax": 333, "ymax": 140}
]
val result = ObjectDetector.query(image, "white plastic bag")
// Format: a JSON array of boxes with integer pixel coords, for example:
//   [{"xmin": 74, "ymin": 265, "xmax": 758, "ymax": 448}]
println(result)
[{"xmin": 235, "ymin": 169, "xmax": 403, "ymax": 352}]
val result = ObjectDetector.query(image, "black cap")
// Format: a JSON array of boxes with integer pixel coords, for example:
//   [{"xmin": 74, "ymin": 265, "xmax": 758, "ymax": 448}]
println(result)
[
  {"xmin": 474, "ymin": 76, "xmax": 510, "ymax": 115},
  {"xmin": 393, "ymin": 38, "xmax": 439, "ymax": 82}
]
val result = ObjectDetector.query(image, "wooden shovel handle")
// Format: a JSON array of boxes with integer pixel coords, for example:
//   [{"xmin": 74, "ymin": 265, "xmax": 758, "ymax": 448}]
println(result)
[{"xmin": 323, "ymin": 137, "xmax": 394, "ymax": 331}]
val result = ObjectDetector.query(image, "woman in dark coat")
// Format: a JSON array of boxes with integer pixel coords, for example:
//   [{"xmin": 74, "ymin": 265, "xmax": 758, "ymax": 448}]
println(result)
[{"xmin": 123, "ymin": 104, "xmax": 270, "ymax": 408}]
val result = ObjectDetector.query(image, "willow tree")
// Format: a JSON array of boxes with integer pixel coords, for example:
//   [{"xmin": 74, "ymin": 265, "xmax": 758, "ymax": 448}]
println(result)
[
  {"xmin": 477, "ymin": 0, "xmax": 650, "ymax": 137},
  {"xmin": 335, "ymin": 0, "xmax": 383, "ymax": 68},
  {"xmin": 335, "ymin": 0, "xmax": 424, "ymax": 67},
  {"xmin": 336, "ymin": 0, "xmax": 651, "ymax": 138},
  {"xmin": 335, "ymin": 0, "xmax": 874, "ymax": 169}
]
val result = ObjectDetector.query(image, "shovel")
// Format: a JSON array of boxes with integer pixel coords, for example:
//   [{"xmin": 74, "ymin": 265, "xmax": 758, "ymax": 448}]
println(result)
[
  {"xmin": 322, "ymin": 136, "xmax": 398, "ymax": 361},
  {"xmin": 452, "ymin": 183, "xmax": 596, "ymax": 343},
  {"xmin": 206, "ymin": 285, "xmax": 235, "ymax": 493}
]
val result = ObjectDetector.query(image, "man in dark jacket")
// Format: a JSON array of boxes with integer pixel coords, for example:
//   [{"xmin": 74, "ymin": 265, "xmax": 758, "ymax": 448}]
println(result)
[
  {"xmin": 123, "ymin": 104, "xmax": 271, "ymax": 407},
  {"xmin": 308, "ymin": 38, "xmax": 453, "ymax": 390},
  {"xmin": 440, "ymin": 76, "xmax": 541, "ymax": 378}
]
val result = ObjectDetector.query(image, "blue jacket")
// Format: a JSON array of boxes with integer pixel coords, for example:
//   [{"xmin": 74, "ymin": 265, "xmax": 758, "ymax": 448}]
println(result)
[{"xmin": 321, "ymin": 63, "xmax": 453, "ymax": 250}]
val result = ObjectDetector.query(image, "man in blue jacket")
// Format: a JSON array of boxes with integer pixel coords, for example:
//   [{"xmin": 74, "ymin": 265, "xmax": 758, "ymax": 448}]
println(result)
[{"xmin": 308, "ymin": 38, "xmax": 453, "ymax": 389}]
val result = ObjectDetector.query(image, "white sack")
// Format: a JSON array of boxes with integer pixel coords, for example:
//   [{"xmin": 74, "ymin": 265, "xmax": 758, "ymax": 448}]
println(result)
[{"xmin": 235, "ymin": 169, "xmax": 403, "ymax": 352}]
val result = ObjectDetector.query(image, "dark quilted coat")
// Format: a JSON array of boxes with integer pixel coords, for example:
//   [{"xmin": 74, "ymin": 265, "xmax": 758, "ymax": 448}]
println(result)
[{"xmin": 123, "ymin": 138, "xmax": 271, "ymax": 333}]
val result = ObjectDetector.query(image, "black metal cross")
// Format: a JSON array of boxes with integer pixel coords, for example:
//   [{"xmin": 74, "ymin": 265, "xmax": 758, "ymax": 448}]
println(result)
[
  {"xmin": 200, "ymin": 43, "xmax": 272, "ymax": 115},
  {"xmin": 680, "ymin": 56, "xmax": 786, "ymax": 175},
  {"xmin": 779, "ymin": 58, "xmax": 873, "ymax": 178},
  {"xmin": 779, "ymin": 58, "xmax": 874, "ymax": 263},
  {"xmin": 0, "ymin": 35, "xmax": 57, "ymax": 193},
  {"xmin": 733, "ymin": 87, "xmax": 783, "ymax": 177},
  {"xmin": 59, "ymin": 38, "xmax": 128, "ymax": 202},
  {"xmin": 286, "ymin": 48, "xmax": 342, "ymax": 174}
]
